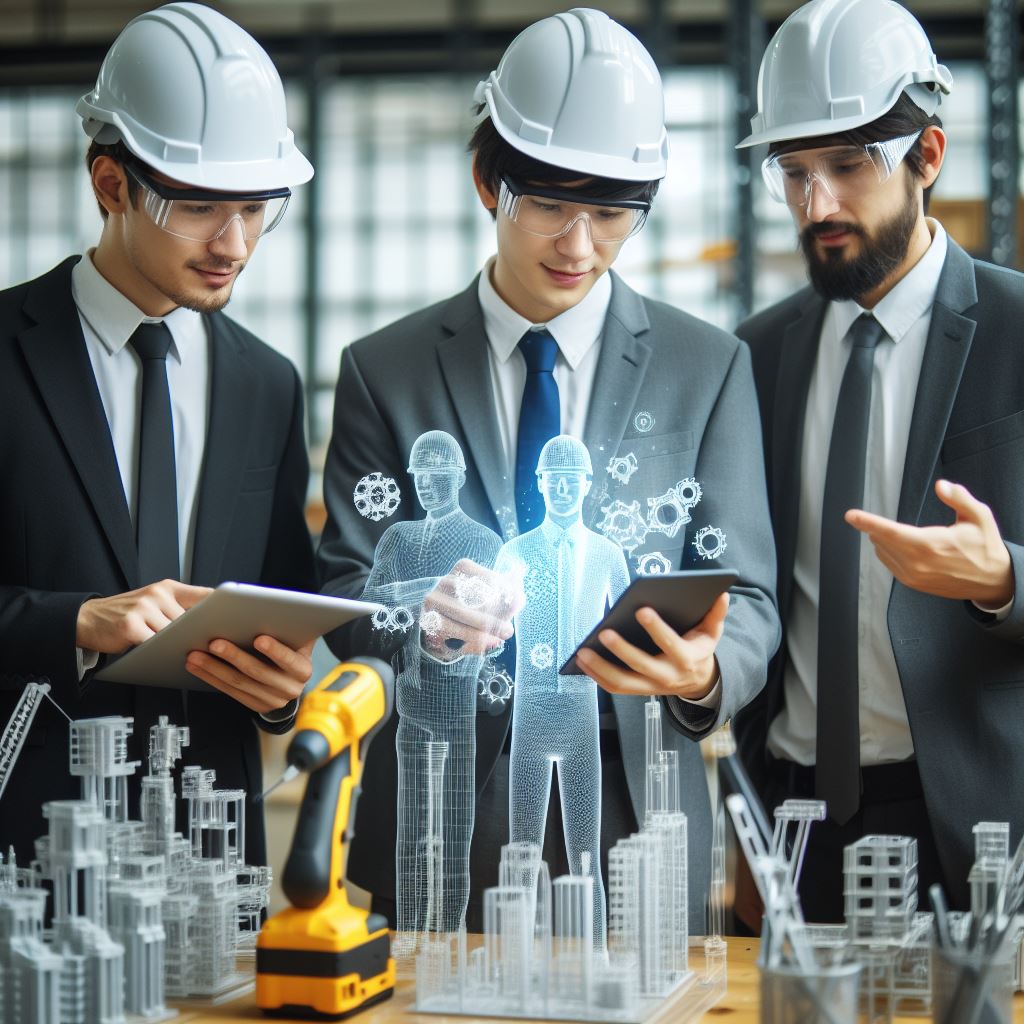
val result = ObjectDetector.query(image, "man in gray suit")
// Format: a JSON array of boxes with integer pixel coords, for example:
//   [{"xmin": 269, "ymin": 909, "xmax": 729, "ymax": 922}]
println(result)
[
  {"xmin": 319, "ymin": 9, "xmax": 779, "ymax": 935},
  {"xmin": 733, "ymin": 0, "xmax": 1024, "ymax": 925}
]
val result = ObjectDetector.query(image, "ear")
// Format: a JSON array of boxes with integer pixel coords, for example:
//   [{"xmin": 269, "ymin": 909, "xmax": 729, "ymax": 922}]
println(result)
[
  {"xmin": 916, "ymin": 125, "xmax": 946, "ymax": 189},
  {"xmin": 456, "ymin": 470, "xmax": 467, "ymax": 489},
  {"xmin": 472, "ymin": 157, "xmax": 498, "ymax": 213},
  {"xmin": 582, "ymin": 477, "xmax": 593, "ymax": 497},
  {"xmin": 92, "ymin": 156, "xmax": 130, "ymax": 216}
]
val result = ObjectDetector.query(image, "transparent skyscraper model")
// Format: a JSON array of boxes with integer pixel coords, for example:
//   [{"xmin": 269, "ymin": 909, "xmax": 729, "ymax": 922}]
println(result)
[
  {"xmin": 414, "ymin": 696, "xmax": 727, "ymax": 1022},
  {"xmin": 361, "ymin": 431, "xmax": 504, "ymax": 960}
]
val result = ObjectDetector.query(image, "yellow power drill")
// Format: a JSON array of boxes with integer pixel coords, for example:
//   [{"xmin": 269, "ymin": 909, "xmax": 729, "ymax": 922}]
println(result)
[{"xmin": 256, "ymin": 657, "xmax": 396, "ymax": 1020}]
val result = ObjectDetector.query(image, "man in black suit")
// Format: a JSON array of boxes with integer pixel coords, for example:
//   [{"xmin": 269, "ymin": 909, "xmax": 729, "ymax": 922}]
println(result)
[
  {"xmin": 0, "ymin": 4, "xmax": 317, "ymax": 866},
  {"xmin": 733, "ymin": 0, "xmax": 1024, "ymax": 924}
]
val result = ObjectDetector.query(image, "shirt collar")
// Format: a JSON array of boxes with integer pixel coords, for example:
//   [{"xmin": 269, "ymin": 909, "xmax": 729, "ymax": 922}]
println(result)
[
  {"xmin": 832, "ymin": 219, "xmax": 948, "ymax": 345},
  {"xmin": 71, "ymin": 250, "xmax": 205, "ymax": 365},
  {"xmin": 540, "ymin": 515, "xmax": 587, "ymax": 545},
  {"xmin": 477, "ymin": 255, "xmax": 611, "ymax": 370}
]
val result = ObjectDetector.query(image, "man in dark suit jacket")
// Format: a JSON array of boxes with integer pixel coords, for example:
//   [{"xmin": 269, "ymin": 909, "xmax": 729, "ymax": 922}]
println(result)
[
  {"xmin": 0, "ymin": 4, "xmax": 317, "ymax": 867},
  {"xmin": 732, "ymin": 0, "xmax": 1024, "ymax": 923},
  {"xmin": 319, "ymin": 9, "xmax": 779, "ymax": 936}
]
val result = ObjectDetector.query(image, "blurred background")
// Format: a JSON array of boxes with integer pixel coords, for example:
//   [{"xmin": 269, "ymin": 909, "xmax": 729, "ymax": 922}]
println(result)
[{"xmin": 2, "ymin": 0, "xmax": 1020, "ymax": 913}]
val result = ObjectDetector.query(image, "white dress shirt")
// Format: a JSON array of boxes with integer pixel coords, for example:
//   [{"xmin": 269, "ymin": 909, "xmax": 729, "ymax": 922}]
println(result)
[
  {"xmin": 768, "ymin": 221, "xmax": 950, "ymax": 766},
  {"xmin": 72, "ymin": 251, "xmax": 210, "ymax": 579}
]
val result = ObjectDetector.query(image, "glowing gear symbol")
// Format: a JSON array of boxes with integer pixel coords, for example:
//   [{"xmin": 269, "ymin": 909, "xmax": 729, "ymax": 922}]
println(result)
[
  {"xmin": 453, "ymin": 572, "xmax": 493, "ymax": 610},
  {"xmin": 353, "ymin": 472, "xmax": 401, "ymax": 522},
  {"xmin": 596, "ymin": 499, "xmax": 649, "ymax": 554},
  {"xmin": 530, "ymin": 643, "xmax": 555, "ymax": 670},
  {"xmin": 418, "ymin": 608, "xmax": 443, "ymax": 637},
  {"xmin": 693, "ymin": 525, "xmax": 727, "ymax": 561},
  {"xmin": 633, "ymin": 410, "xmax": 655, "ymax": 433},
  {"xmin": 370, "ymin": 605, "xmax": 414, "ymax": 633},
  {"xmin": 606, "ymin": 452, "xmax": 639, "ymax": 486},
  {"xmin": 478, "ymin": 667, "xmax": 514, "ymax": 710},
  {"xmin": 647, "ymin": 477, "xmax": 703, "ymax": 539},
  {"xmin": 637, "ymin": 551, "xmax": 672, "ymax": 576}
]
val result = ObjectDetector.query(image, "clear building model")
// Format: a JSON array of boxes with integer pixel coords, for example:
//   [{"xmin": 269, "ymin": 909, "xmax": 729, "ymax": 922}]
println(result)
[{"xmin": 414, "ymin": 696, "xmax": 726, "ymax": 1022}]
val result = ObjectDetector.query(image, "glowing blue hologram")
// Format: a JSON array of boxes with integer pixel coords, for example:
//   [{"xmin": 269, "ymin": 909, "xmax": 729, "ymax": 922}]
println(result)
[
  {"xmin": 646, "ymin": 479, "xmax": 702, "ymax": 540},
  {"xmin": 371, "ymin": 605, "xmax": 414, "ymax": 634},
  {"xmin": 360, "ymin": 431, "xmax": 504, "ymax": 953},
  {"xmin": 636, "ymin": 552, "xmax": 673, "ymax": 576},
  {"xmin": 477, "ymin": 664, "xmax": 514, "ymax": 712},
  {"xmin": 496, "ymin": 435, "xmax": 631, "ymax": 954},
  {"xmin": 633, "ymin": 410, "xmax": 655, "ymax": 433},
  {"xmin": 597, "ymin": 498, "xmax": 649, "ymax": 554},
  {"xmin": 353, "ymin": 471, "xmax": 401, "ymax": 522},
  {"xmin": 606, "ymin": 452, "xmax": 639, "ymax": 486},
  {"xmin": 693, "ymin": 526, "xmax": 727, "ymax": 561}
]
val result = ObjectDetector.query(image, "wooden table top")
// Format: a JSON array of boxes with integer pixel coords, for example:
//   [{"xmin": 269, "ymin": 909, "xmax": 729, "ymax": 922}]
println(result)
[{"xmin": 169, "ymin": 936, "xmax": 1024, "ymax": 1023}]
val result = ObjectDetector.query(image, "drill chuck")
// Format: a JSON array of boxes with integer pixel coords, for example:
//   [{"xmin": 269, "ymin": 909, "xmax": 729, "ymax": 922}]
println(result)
[{"xmin": 287, "ymin": 729, "xmax": 331, "ymax": 772}]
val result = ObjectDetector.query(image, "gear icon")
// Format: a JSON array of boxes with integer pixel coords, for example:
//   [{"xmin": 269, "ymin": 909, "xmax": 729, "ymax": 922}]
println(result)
[
  {"xmin": 647, "ymin": 478, "xmax": 702, "ymax": 539},
  {"xmin": 371, "ymin": 607, "xmax": 391, "ymax": 631},
  {"xmin": 453, "ymin": 572, "xmax": 492, "ymax": 610},
  {"xmin": 419, "ymin": 608, "xmax": 443, "ymax": 637},
  {"xmin": 597, "ymin": 499, "xmax": 649, "ymax": 554},
  {"xmin": 693, "ymin": 526, "xmax": 727, "ymax": 561},
  {"xmin": 606, "ymin": 452, "xmax": 639, "ymax": 486},
  {"xmin": 478, "ymin": 667, "xmax": 514, "ymax": 710},
  {"xmin": 637, "ymin": 551, "xmax": 672, "ymax": 576},
  {"xmin": 390, "ymin": 606, "xmax": 414, "ymax": 633},
  {"xmin": 530, "ymin": 643, "xmax": 554, "ymax": 670},
  {"xmin": 633, "ymin": 410, "xmax": 655, "ymax": 434},
  {"xmin": 353, "ymin": 472, "xmax": 401, "ymax": 522}
]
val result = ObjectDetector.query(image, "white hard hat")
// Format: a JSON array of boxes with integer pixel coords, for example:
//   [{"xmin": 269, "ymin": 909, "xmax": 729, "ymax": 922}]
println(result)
[
  {"xmin": 76, "ymin": 2, "xmax": 313, "ymax": 192},
  {"xmin": 407, "ymin": 431, "xmax": 467, "ymax": 474},
  {"xmin": 474, "ymin": 8, "xmax": 669, "ymax": 182},
  {"xmin": 537, "ymin": 435, "xmax": 593, "ymax": 476},
  {"xmin": 738, "ymin": 0, "xmax": 953, "ymax": 149}
]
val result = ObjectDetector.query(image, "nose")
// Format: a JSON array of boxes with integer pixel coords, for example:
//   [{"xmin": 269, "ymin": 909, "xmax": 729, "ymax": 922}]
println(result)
[
  {"xmin": 556, "ymin": 477, "xmax": 570, "ymax": 498},
  {"xmin": 555, "ymin": 214, "xmax": 594, "ymax": 260},
  {"xmin": 804, "ymin": 174, "xmax": 841, "ymax": 221},
  {"xmin": 208, "ymin": 215, "xmax": 249, "ymax": 261}
]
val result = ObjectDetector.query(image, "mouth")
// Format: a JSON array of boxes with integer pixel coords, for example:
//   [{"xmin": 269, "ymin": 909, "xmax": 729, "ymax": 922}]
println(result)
[
  {"xmin": 543, "ymin": 265, "xmax": 591, "ymax": 287},
  {"xmin": 808, "ymin": 223, "xmax": 859, "ymax": 249},
  {"xmin": 192, "ymin": 265, "xmax": 238, "ymax": 288}
]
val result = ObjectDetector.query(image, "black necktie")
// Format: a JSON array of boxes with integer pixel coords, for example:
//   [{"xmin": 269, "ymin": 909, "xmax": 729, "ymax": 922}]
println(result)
[
  {"xmin": 816, "ymin": 313, "xmax": 885, "ymax": 825},
  {"xmin": 514, "ymin": 329, "xmax": 560, "ymax": 534},
  {"xmin": 129, "ymin": 322, "xmax": 180, "ymax": 585}
]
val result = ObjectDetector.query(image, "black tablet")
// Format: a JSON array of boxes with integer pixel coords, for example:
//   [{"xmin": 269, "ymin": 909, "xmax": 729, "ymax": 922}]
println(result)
[{"xmin": 559, "ymin": 569, "xmax": 738, "ymax": 675}]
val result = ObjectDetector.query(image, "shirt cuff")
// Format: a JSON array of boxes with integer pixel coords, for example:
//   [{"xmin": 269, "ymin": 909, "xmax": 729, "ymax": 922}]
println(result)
[
  {"xmin": 260, "ymin": 699, "xmax": 298, "ymax": 724},
  {"xmin": 76, "ymin": 646, "xmax": 100, "ymax": 681},
  {"xmin": 972, "ymin": 597, "xmax": 1013, "ymax": 622},
  {"xmin": 679, "ymin": 674, "xmax": 722, "ymax": 709},
  {"xmin": 666, "ymin": 674, "xmax": 722, "ymax": 734}
]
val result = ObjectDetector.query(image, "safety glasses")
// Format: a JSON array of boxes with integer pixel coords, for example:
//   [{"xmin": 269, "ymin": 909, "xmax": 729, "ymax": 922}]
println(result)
[
  {"xmin": 761, "ymin": 131, "xmax": 923, "ymax": 208},
  {"xmin": 498, "ymin": 175, "xmax": 650, "ymax": 243},
  {"xmin": 123, "ymin": 161, "xmax": 291, "ymax": 242}
]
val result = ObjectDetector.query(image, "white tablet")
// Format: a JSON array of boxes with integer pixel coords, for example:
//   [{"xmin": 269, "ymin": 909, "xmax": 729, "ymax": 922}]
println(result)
[{"xmin": 94, "ymin": 582, "xmax": 382, "ymax": 691}]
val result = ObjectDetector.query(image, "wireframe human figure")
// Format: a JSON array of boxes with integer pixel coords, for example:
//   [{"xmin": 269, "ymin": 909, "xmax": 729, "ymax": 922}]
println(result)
[
  {"xmin": 497, "ymin": 435, "xmax": 630, "ymax": 950},
  {"xmin": 361, "ymin": 430, "xmax": 505, "ymax": 941}
]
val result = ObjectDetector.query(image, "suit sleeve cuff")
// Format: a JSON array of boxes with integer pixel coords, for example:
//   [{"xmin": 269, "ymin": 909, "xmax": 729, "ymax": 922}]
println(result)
[
  {"xmin": 259, "ymin": 699, "xmax": 299, "ymax": 731},
  {"xmin": 666, "ymin": 674, "xmax": 722, "ymax": 733}
]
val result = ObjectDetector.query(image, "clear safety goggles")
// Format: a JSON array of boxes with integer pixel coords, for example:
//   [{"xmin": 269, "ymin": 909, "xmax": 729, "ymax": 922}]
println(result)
[
  {"xmin": 124, "ymin": 161, "xmax": 291, "ymax": 242},
  {"xmin": 761, "ymin": 131, "xmax": 923, "ymax": 208},
  {"xmin": 498, "ymin": 175, "xmax": 650, "ymax": 243}
]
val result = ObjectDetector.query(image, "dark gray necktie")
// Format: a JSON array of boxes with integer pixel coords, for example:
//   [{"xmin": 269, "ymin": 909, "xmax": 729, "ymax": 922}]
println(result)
[
  {"xmin": 815, "ymin": 313, "xmax": 885, "ymax": 825},
  {"xmin": 129, "ymin": 322, "xmax": 180, "ymax": 585}
]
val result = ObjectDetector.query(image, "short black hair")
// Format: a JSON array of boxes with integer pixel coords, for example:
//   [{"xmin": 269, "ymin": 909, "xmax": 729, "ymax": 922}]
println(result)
[
  {"xmin": 85, "ymin": 138, "xmax": 141, "ymax": 219},
  {"xmin": 468, "ymin": 113, "xmax": 661, "ymax": 217},
  {"xmin": 769, "ymin": 91, "xmax": 943, "ymax": 209}
]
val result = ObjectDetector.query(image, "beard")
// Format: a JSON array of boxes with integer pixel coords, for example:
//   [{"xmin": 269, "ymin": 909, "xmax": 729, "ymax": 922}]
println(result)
[{"xmin": 799, "ymin": 185, "xmax": 918, "ymax": 303}]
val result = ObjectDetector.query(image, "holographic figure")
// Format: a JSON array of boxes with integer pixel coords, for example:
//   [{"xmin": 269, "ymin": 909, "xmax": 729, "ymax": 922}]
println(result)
[
  {"xmin": 361, "ymin": 431, "xmax": 504, "ymax": 947},
  {"xmin": 496, "ymin": 435, "xmax": 630, "ymax": 952}
]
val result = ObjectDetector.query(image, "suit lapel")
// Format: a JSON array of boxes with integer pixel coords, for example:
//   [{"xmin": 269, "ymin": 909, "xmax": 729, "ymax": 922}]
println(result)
[
  {"xmin": 896, "ymin": 240, "xmax": 978, "ymax": 526},
  {"xmin": 582, "ymin": 273, "xmax": 651, "ymax": 526},
  {"xmin": 771, "ymin": 293, "xmax": 825, "ymax": 617},
  {"xmin": 17, "ymin": 258, "xmax": 139, "ymax": 588},
  {"xmin": 190, "ymin": 314, "xmax": 258, "ymax": 584},
  {"xmin": 437, "ymin": 283, "xmax": 512, "ymax": 524}
]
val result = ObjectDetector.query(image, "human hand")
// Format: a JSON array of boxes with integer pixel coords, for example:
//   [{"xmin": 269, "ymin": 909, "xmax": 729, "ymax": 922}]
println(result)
[
  {"xmin": 420, "ymin": 559, "xmax": 524, "ymax": 660},
  {"xmin": 76, "ymin": 580, "xmax": 212, "ymax": 654},
  {"xmin": 576, "ymin": 592, "xmax": 729, "ymax": 700},
  {"xmin": 846, "ymin": 480, "xmax": 1013, "ymax": 607},
  {"xmin": 185, "ymin": 635, "xmax": 314, "ymax": 714}
]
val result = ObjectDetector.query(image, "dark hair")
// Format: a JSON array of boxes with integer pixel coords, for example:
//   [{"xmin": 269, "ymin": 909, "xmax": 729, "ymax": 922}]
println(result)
[
  {"xmin": 769, "ymin": 91, "xmax": 943, "ymax": 209},
  {"xmin": 468, "ymin": 114, "xmax": 661, "ymax": 218},
  {"xmin": 85, "ymin": 138, "xmax": 142, "ymax": 219}
]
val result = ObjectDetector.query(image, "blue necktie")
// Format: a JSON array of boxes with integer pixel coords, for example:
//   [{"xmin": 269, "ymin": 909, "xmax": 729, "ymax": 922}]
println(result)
[
  {"xmin": 816, "ymin": 313, "xmax": 885, "ymax": 825},
  {"xmin": 515, "ymin": 329, "xmax": 560, "ymax": 533}
]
